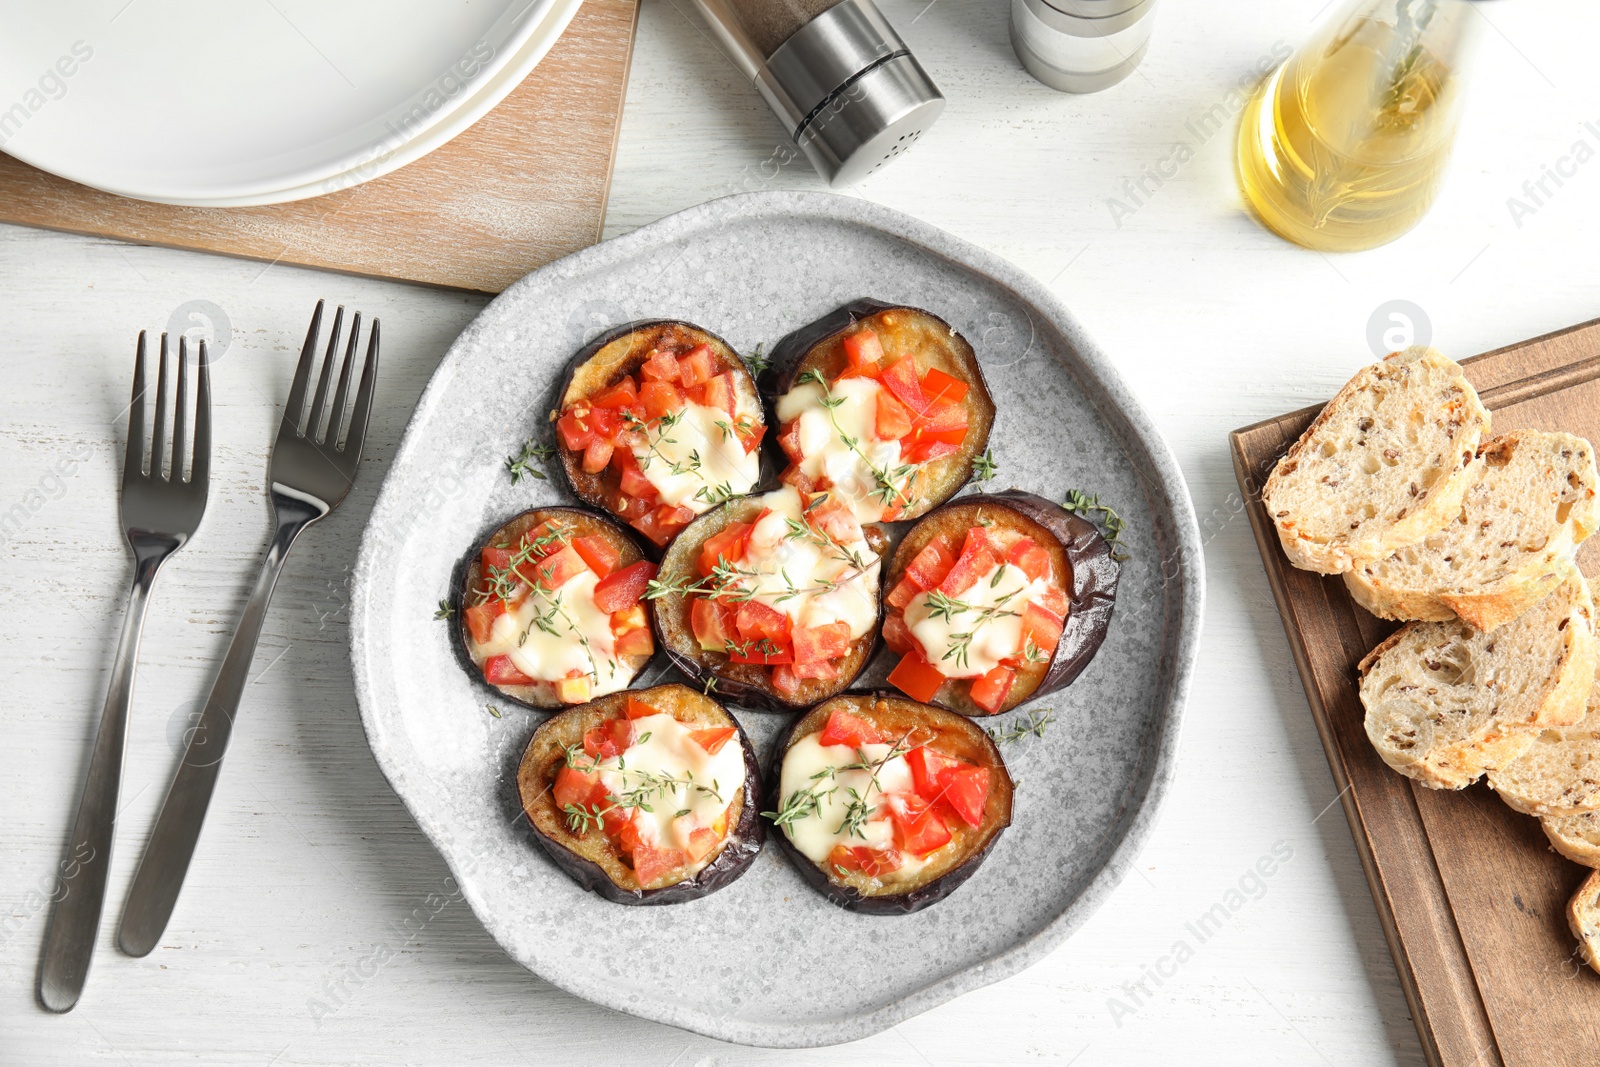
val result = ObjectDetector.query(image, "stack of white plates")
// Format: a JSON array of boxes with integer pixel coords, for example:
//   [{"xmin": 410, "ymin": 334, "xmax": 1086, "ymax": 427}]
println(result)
[{"xmin": 0, "ymin": 0, "xmax": 583, "ymax": 206}]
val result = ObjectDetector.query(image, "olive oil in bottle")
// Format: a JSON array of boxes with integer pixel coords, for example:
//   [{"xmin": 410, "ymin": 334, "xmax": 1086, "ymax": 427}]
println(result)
[{"xmin": 1236, "ymin": 0, "xmax": 1480, "ymax": 252}]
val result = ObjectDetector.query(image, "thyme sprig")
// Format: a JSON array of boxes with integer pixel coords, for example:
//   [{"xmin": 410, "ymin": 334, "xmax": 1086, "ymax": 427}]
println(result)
[
  {"xmin": 795, "ymin": 369, "xmax": 918, "ymax": 510},
  {"xmin": 434, "ymin": 599, "xmax": 454, "ymax": 620},
  {"xmin": 506, "ymin": 437, "xmax": 555, "ymax": 484},
  {"xmin": 471, "ymin": 523, "xmax": 605, "ymax": 683},
  {"xmin": 743, "ymin": 342, "xmax": 770, "ymax": 379},
  {"xmin": 1064, "ymin": 488, "xmax": 1129, "ymax": 561},
  {"xmin": 761, "ymin": 731, "xmax": 915, "ymax": 839},
  {"xmin": 923, "ymin": 586, "xmax": 1024, "ymax": 672},
  {"xmin": 971, "ymin": 448, "xmax": 999, "ymax": 485},
  {"xmin": 985, "ymin": 707, "xmax": 1056, "ymax": 745},
  {"xmin": 559, "ymin": 741, "xmax": 725, "ymax": 835}
]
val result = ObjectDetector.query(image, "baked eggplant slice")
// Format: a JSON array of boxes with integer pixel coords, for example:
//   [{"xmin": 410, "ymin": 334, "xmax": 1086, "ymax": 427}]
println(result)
[
  {"xmin": 766, "ymin": 300, "xmax": 995, "ymax": 523},
  {"xmin": 554, "ymin": 320, "xmax": 766, "ymax": 551},
  {"xmin": 457, "ymin": 507, "xmax": 658, "ymax": 710},
  {"xmin": 881, "ymin": 491, "xmax": 1120, "ymax": 716},
  {"xmin": 518, "ymin": 684, "xmax": 764, "ymax": 905},
  {"xmin": 766, "ymin": 693, "xmax": 1013, "ymax": 914},
  {"xmin": 647, "ymin": 487, "xmax": 887, "ymax": 711}
]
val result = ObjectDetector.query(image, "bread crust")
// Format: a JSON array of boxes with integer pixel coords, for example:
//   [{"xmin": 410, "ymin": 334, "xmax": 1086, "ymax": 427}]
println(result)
[
  {"xmin": 1487, "ymin": 674, "xmax": 1600, "ymax": 817},
  {"xmin": 1264, "ymin": 347, "xmax": 1489, "ymax": 575},
  {"xmin": 1544, "ymin": 811, "xmax": 1600, "ymax": 867},
  {"xmin": 1568, "ymin": 869, "xmax": 1600, "ymax": 975}
]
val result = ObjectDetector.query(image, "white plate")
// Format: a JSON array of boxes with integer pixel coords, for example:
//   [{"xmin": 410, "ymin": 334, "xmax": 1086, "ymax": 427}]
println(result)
[
  {"xmin": 0, "ymin": 0, "xmax": 557, "ymax": 203},
  {"xmin": 349, "ymin": 192, "xmax": 1203, "ymax": 1047},
  {"xmin": 131, "ymin": 0, "xmax": 583, "ymax": 208}
]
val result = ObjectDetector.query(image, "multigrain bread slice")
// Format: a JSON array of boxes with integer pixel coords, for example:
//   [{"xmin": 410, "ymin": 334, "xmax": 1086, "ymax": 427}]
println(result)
[
  {"xmin": 1569, "ymin": 870, "xmax": 1600, "ymax": 974},
  {"xmin": 1545, "ymin": 811, "xmax": 1600, "ymax": 867},
  {"xmin": 1359, "ymin": 568, "xmax": 1597, "ymax": 789},
  {"xmin": 1263, "ymin": 347, "xmax": 1490, "ymax": 574},
  {"xmin": 1346, "ymin": 430, "xmax": 1600, "ymax": 631},
  {"xmin": 1487, "ymin": 673, "xmax": 1600, "ymax": 816}
]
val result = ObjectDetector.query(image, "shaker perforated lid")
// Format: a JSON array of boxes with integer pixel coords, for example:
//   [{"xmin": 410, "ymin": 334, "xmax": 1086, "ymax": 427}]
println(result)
[{"xmin": 752, "ymin": 0, "xmax": 944, "ymax": 186}]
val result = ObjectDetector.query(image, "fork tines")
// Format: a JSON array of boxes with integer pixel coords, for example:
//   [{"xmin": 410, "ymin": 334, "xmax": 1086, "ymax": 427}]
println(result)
[
  {"xmin": 128, "ymin": 332, "xmax": 210, "ymax": 486},
  {"xmin": 284, "ymin": 300, "xmax": 379, "ymax": 453}
]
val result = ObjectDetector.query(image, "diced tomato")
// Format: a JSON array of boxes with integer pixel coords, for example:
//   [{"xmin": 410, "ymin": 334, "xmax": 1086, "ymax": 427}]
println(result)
[
  {"xmin": 592, "ymin": 560, "xmax": 658, "ymax": 613},
  {"xmin": 779, "ymin": 464, "xmax": 816, "ymax": 494},
  {"xmin": 808, "ymin": 494, "xmax": 862, "ymax": 545},
  {"xmin": 581, "ymin": 438, "xmax": 614, "ymax": 473},
  {"xmin": 632, "ymin": 845, "xmax": 686, "ymax": 885},
  {"xmin": 887, "ymin": 650, "xmax": 945, "ymax": 703},
  {"xmin": 481, "ymin": 544, "xmax": 514, "ymax": 573},
  {"xmin": 878, "ymin": 356, "xmax": 927, "ymax": 414},
  {"xmin": 611, "ymin": 604, "xmax": 648, "ymax": 634},
  {"xmin": 618, "ymin": 459, "xmax": 658, "ymax": 501},
  {"xmin": 1020, "ymin": 600, "xmax": 1065, "ymax": 657},
  {"xmin": 586, "ymin": 407, "xmax": 621, "ymax": 443},
  {"xmin": 1040, "ymin": 585, "xmax": 1070, "ymax": 619},
  {"xmin": 902, "ymin": 436, "xmax": 962, "ymax": 465},
  {"xmin": 684, "ymin": 825, "xmax": 720, "ymax": 863},
  {"xmin": 617, "ymin": 815, "xmax": 645, "ymax": 854},
  {"xmin": 700, "ymin": 372, "xmax": 738, "ymax": 417},
  {"xmin": 842, "ymin": 328, "xmax": 885, "ymax": 370},
  {"xmin": 777, "ymin": 421, "xmax": 803, "ymax": 464},
  {"xmin": 583, "ymin": 726, "xmax": 623, "ymax": 760},
  {"xmin": 771, "ymin": 664, "xmax": 801, "ymax": 696},
  {"xmin": 938, "ymin": 529, "xmax": 1001, "ymax": 596},
  {"xmin": 557, "ymin": 405, "xmax": 596, "ymax": 451},
  {"xmin": 699, "ymin": 522, "xmax": 752, "ymax": 575},
  {"xmin": 904, "ymin": 537, "xmax": 957, "ymax": 590},
  {"xmin": 735, "ymin": 417, "xmax": 765, "ymax": 454},
  {"xmin": 969, "ymin": 665, "xmax": 1015, "ymax": 715},
  {"xmin": 728, "ymin": 642, "xmax": 793, "ymax": 665},
  {"xmin": 888, "ymin": 793, "xmax": 953, "ymax": 856},
  {"xmin": 591, "ymin": 378, "xmax": 638, "ymax": 410},
  {"xmin": 735, "ymin": 600, "xmax": 791, "ymax": 645},
  {"xmin": 630, "ymin": 509, "xmax": 674, "ymax": 548},
  {"xmin": 917, "ymin": 397, "xmax": 968, "ymax": 434},
  {"xmin": 819, "ymin": 707, "xmax": 884, "ymax": 748},
  {"xmin": 1005, "ymin": 537, "xmax": 1050, "ymax": 582},
  {"xmin": 615, "ymin": 492, "xmax": 652, "ymax": 521},
  {"xmin": 941, "ymin": 766, "xmax": 991, "ymax": 827},
  {"xmin": 921, "ymin": 367, "xmax": 969, "ymax": 404},
  {"xmin": 570, "ymin": 535, "xmax": 619, "ymax": 578},
  {"xmin": 885, "ymin": 577, "xmax": 921, "ymax": 612},
  {"xmin": 792, "ymin": 658, "xmax": 840, "ymax": 680},
  {"xmin": 640, "ymin": 380, "xmax": 684, "ymax": 420},
  {"xmin": 881, "ymin": 612, "xmax": 915, "ymax": 653},
  {"xmin": 483, "ymin": 655, "xmax": 534, "ymax": 686},
  {"xmin": 874, "ymin": 388, "xmax": 915, "ymax": 441},
  {"xmin": 617, "ymin": 627, "xmax": 656, "ymax": 659},
  {"xmin": 514, "ymin": 545, "xmax": 586, "ymax": 591},
  {"xmin": 463, "ymin": 599, "xmax": 502, "ymax": 645},
  {"xmin": 677, "ymin": 345, "xmax": 716, "ymax": 387},
  {"xmin": 906, "ymin": 745, "xmax": 963, "ymax": 799},
  {"xmin": 614, "ymin": 626, "xmax": 654, "ymax": 658},
  {"xmin": 640, "ymin": 349, "xmax": 680, "ymax": 382},
  {"xmin": 792, "ymin": 622, "xmax": 851, "ymax": 665},
  {"xmin": 691, "ymin": 597, "xmax": 738, "ymax": 652},
  {"xmin": 553, "ymin": 765, "xmax": 601, "ymax": 812},
  {"xmin": 600, "ymin": 805, "xmax": 630, "ymax": 839},
  {"xmin": 688, "ymin": 726, "xmax": 736, "ymax": 755},
  {"xmin": 622, "ymin": 695, "xmax": 656, "ymax": 721},
  {"xmin": 827, "ymin": 845, "xmax": 902, "ymax": 877},
  {"xmin": 554, "ymin": 675, "xmax": 591, "ymax": 704}
]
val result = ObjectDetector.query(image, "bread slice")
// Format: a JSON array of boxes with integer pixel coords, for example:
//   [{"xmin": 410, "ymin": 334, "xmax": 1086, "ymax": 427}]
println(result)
[
  {"xmin": 1569, "ymin": 870, "xmax": 1600, "ymax": 974},
  {"xmin": 1545, "ymin": 810, "xmax": 1600, "ymax": 867},
  {"xmin": 1263, "ymin": 347, "xmax": 1490, "ymax": 575},
  {"xmin": 1346, "ymin": 430, "xmax": 1600, "ymax": 631},
  {"xmin": 1487, "ymin": 671, "xmax": 1600, "ymax": 816},
  {"xmin": 1359, "ymin": 568, "xmax": 1597, "ymax": 789}
]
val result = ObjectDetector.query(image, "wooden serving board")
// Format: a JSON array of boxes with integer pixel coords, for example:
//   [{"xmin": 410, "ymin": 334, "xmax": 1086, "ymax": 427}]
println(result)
[
  {"xmin": 1232, "ymin": 318, "xmax": 1600, "ymax": 1067},
  {"xmin": 0, "ymin": 0, "xmax": 638, "ymax": 293}
]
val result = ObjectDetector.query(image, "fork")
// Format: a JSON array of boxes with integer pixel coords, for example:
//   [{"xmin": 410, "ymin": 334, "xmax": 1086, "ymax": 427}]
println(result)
[
  {"xmin": 37, "ymin": 334, "xmax": 210, "ymax": 1013},
  {"xmin": 118, "ymin": 301, "xmax": 378, "ymax": 957}
]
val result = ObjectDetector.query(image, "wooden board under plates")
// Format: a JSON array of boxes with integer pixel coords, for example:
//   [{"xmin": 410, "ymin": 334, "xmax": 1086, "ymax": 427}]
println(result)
[
  {"xmin": 0, "ymin": 0, "xmax": 639, "ymax": 293},
  {"xmin": 1231, "ymin": 317, "xmax": 1600, "ymax": 1067}
]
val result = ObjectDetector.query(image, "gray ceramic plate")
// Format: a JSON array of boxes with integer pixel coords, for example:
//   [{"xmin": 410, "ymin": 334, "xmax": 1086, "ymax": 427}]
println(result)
[{"xmin": 349, "ymin": 191, "xmax": 1203, "ymax": 1047}]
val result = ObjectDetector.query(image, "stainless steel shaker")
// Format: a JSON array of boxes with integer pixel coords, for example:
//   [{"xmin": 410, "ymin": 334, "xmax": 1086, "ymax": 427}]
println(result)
[{"xmin": 1011, "ymin": 0, "xmax": 1159, "ymax": 93}]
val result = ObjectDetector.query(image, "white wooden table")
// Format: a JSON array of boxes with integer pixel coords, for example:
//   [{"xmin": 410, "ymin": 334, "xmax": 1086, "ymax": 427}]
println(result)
[{"xmin": 3, "ymin": 1, "xmax": 1596, "ymax": 1062}]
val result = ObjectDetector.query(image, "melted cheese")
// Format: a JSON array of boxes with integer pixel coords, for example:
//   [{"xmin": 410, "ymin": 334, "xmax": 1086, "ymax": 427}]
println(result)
[
  {"xmin": 473, "ymin": 570, "xmax": 634, "ymax": 696},
  {"xmin": 776, "ymin": 733, "xmax": 927, "ymax": 877},
  {"xmin": 596, "ymin": 713, "xmax": 745, "ymax": 852},
  {"xmin": 775, "ymin": 376, "xmax": 905, "ymax": 523},
  {"xmin": 903, "ymin": 562, "xmax": 1049, "ymax": 678},
  {"xmin": 731, "ymin": 487, "xmax": 880, "ymax": 638},
  {"xmin": 632, "ymin": 400, "xmax": 760, "ymax": 513}
]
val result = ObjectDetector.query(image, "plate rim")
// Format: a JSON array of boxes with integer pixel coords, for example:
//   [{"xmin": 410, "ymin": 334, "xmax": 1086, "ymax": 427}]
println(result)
[
  {"xmin": 349, "ymin": 189, "xmax": 1204, "ymax": 1047},
  {"xmin": 0, "ymin": 0, "xmax": 561, "ymax": 203}
]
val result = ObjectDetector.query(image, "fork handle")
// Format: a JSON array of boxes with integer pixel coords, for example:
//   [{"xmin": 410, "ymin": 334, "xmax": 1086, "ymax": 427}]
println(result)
[
  {"xmin": 117, "ymin": 496, "xmax": 321, "ymax": 957},
  {"xmin": 37, "ymin": 542, "xmax": 173, "ymax": 1012}
]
